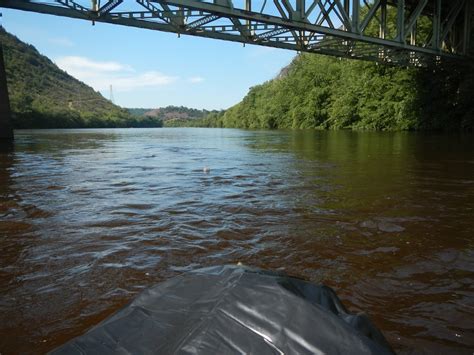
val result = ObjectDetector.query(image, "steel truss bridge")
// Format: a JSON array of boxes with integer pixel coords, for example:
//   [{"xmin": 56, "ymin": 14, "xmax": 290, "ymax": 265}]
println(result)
[{"xmin": 0, "ymin": 0, "xmax": 473, "ymax": 66}]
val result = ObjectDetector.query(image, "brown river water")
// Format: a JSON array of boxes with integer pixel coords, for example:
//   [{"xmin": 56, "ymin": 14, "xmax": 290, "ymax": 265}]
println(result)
[{"xmin": 0, "ymin": 128, "xmax": 473, "ymax": 354}]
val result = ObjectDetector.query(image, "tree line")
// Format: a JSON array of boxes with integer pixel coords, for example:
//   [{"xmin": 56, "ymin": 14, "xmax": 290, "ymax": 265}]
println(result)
[{"xmin": 207, "ymin": 54, "xmax": 473, "ymax": 131}]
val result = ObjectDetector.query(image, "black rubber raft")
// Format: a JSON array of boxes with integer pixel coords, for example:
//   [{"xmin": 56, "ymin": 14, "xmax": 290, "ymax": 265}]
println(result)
[{"xmin": 51, "ymin": 265, "xmax": 394, "ymax": 354}]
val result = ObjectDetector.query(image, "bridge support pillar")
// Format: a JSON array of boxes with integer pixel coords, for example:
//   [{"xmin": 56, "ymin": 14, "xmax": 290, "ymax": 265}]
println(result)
[{"xmin": 0, "ymin": 43, "xmax": 13, "ymax": 141}]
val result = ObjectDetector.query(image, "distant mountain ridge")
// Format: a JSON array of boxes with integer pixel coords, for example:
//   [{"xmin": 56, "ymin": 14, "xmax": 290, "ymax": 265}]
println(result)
[
  {"xmin": 1, "ymin": 27, "xmax": 161, "ymax": 128},
  {"xmin": 128, "ymin": 105, "xmax": 220, "ymax": 124}
]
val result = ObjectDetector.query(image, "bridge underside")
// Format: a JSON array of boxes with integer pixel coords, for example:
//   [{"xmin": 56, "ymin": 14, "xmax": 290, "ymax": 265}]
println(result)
[{"xmin": 0, "ymin": 0, "xmax": 472, "ymax": 66}]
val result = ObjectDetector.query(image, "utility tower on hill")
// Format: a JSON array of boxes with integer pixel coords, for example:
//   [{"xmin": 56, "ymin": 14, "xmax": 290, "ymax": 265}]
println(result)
[{"xmin": 109, "ymin": 85, "xmax": 115, "ymax": 104}]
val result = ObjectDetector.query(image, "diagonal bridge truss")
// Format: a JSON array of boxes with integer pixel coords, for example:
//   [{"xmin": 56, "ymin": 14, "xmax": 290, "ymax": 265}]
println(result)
[{"xmin": 0, "ymin": 0, "xmax": 472, "ymax": 66}]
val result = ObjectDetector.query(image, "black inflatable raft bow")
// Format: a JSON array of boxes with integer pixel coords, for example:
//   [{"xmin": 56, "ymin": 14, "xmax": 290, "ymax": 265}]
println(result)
[{"xmin": 51, "ymin": 265, "xmax": 394, "ymax": 354}]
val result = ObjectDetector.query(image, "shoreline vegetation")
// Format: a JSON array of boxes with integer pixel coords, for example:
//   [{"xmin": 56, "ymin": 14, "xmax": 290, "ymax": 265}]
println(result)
[
  {"xmin": 130, "ymin": 106, "xmax": 221, "ymax": 128},
  {"xmin": 170, "ymin": 54, "xmax": 474, "ymax": 131},
  {"xmin": 2, "ymin": 26, "xmax": 473, "ymax": 132}
]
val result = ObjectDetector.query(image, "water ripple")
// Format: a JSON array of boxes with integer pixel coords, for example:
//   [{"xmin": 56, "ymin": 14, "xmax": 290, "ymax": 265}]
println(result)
[{"xmin": 0, "ymin": 129, "xmax": 473, "ymax": 354}]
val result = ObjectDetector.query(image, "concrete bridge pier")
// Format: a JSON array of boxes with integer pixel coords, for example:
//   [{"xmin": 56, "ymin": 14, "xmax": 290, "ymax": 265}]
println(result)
[{"xmin": 0, "ymin": 43, "xmax": 13, "ymax": 141}]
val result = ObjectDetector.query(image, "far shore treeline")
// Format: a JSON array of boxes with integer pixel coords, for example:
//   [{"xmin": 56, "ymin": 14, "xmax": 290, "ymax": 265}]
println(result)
[{"xmin": 2, "ymin": 23, "xmax": 473, "ymax": 131}]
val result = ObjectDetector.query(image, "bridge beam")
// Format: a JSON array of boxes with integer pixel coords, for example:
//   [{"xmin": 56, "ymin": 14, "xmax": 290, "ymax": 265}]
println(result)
[
  {"xmin": 0, "ymin": 0, "xmax": 471, "ymax": 66},
  {"xmin": 462, "ymin": 0, "xmax": 472, "ymax": 55},
  {"xmin": 0, "ymin": 44, "xmax": 13, "ymax": 141}
]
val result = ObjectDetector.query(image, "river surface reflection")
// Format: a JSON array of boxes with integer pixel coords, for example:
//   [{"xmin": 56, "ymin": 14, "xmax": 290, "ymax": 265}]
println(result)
[{"xmin": 0, "ymin": 128, "xmax": 473, "ymax": 354}]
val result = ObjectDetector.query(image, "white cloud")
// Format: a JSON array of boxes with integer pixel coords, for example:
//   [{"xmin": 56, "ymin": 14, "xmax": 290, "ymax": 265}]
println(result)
[
  {"xmin": 188, "ymin": 76, "xmax": 204, "ymax": 83},
  {"xmin": 54, "ymin": 56, "xmax": 176, "ymax": 92},
  {"xmin": 111, "ymin": 71, "xmax": 177, "ymax": 91},
  {"xmin": 55, "ymin": 56, "xmax": 132, "ymax": 73}
]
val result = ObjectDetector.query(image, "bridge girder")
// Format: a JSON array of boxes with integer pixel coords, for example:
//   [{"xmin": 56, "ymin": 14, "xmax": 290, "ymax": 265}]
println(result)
[{"xmin": 0, "ymin": 0, "xmax": 472, "ymax": 66}]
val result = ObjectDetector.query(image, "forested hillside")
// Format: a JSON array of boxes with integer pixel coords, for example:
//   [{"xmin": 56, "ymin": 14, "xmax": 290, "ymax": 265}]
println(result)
[
  {"xmin": 214, "ymin": 54, "xmax": 474, "ymax": 130},
  {"xmin": 128, "ymin": 105, "xmax": 220, "ymax": 127},
  {"xmin": 1, "ymin": 27, "xmax": 162, "ymax": 128}
]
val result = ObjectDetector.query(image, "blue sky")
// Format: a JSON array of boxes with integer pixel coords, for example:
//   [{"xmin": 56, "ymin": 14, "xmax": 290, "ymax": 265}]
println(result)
[{"xmin": 1, "ymin": 8, "xmax": 295, "ymax": 110}]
